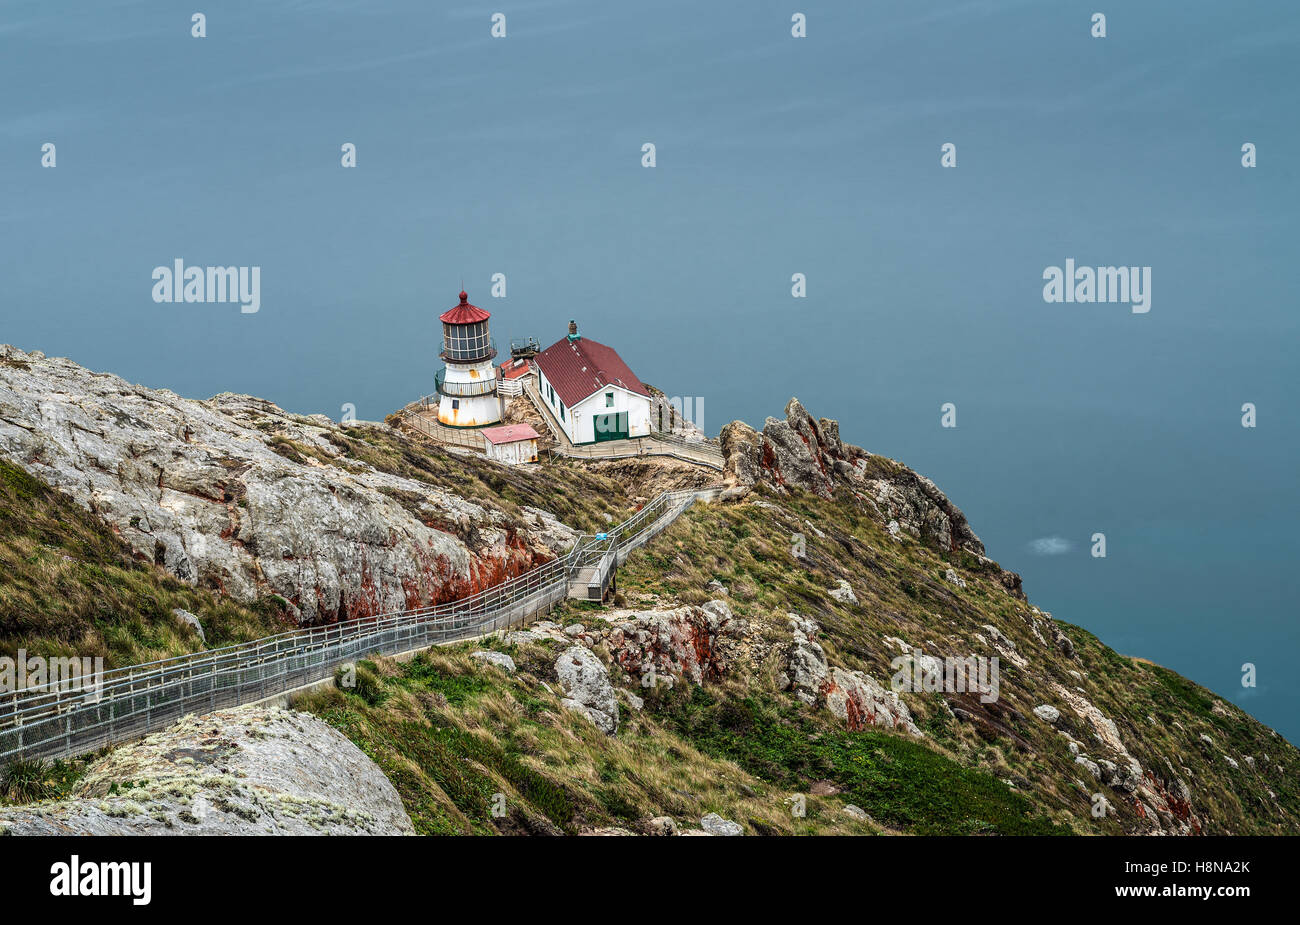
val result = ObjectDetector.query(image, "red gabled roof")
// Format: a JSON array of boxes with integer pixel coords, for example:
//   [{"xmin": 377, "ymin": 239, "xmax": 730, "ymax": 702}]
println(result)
[
  {"xmin": 498, "ymin": 358, "xmax": 531, "ymax": 380},
  {"xmin": 481, "ymin": 423, "xmax": 540, "ymax": 445},
  {"xmin": 534, "ymin": 335, "xmax": 650, "ymax": 408},
  {"xmin": 440, "ymin": 291, "xmax": 491, "ymax": 325}
]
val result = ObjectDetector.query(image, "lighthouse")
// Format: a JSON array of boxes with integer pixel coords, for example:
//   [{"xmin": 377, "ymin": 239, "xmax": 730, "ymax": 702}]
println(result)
[{"xmin": 436, "ymin": 291, "xmax": 502, "ymax": 427}]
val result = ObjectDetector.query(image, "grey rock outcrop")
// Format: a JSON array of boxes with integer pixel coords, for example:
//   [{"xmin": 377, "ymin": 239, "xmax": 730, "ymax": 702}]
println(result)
[
  {"xmin": 647, "ymin": 815, "xmax": 678, "ymax": 836},
  {"xmin": 0, "ymin": 346, "xmax": 558, "ymax": 623},
  {"xmin": 784, "ymin": 614, "xmax": 829, "ymax": 705},
  {"xmin": 555, "ymin": 645, "xmax": 619, "ymax": 735},
  {"xmin": 781, "ymin": 615, "xmax": 920, "ymax": 736},
  {"xmin": 829, "ymin": 579, "xmax": 859, "ymax": 605},
  {"xmin": 822, "ymin": 667, "xmax": 921, "ymax": 736},
  {"xmin": 0, "ymin": 707, "xmax": 413, "ymax": 835},
  {"xmin": 700, "ymin": 812, "xmax": 743, "ymax": 836},
  {"xmin": 471, "ymin": 650, "xmax": 516, "ymax": 673},
  {"xmin": 594, "ymin": 600, "xmax": 747, "ymax": 687},
  {"xmin": 720, "ymin": 398, "xmax": 988, "ymax": 558},
  {"xmin": 1033, "ymin": 704, "xmax": 1061, "ymax": 724},
  {"xmin": 172, "ymin": 608, "xmax": 205, "ymax": 643}
]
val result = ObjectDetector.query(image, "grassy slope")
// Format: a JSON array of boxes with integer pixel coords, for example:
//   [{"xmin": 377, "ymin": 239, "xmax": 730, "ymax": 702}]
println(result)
[
  {"xmin": 4, "ymin": 421, "xmax": 1296, "ymax": 835},
  {"xmin": 338, "ymin": 423, "xmax": 634, "ymax": 534},
  {"xmin": 294, "ymin": 648, "xmax": 873, "ymax": 836},
  {"xmin": 611, "ymin": 483, "xmax": 1300, "ymax": 835}
]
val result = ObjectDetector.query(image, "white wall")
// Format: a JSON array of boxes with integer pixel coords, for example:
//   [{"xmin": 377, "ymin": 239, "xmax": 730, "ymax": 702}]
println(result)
[
  {"xmin": 484, "ymin": 438, "xmax": 538, "ymax": 466},
  {"xmin": 571, "ymin": 386, "xmax": 651, "ymax": 444},
  {"xmin": 535, "ymin": 368, "xmax": 650, "ymax": 444}
]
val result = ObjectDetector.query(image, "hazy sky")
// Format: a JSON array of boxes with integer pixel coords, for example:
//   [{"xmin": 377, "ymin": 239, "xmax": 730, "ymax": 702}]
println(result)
[{"xmin": 3, "ymin": 1, "xmax": 1298, "ymax": 739}]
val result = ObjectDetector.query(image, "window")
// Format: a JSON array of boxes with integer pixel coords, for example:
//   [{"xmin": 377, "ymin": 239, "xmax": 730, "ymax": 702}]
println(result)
[
  {"xmin": 442, "ymin": 322, "xmax": 491, "ymax": 361},
  {"xmin": 452, "ymin": 399, "xmax": 459, "ymax": 410},
  {"xmin": 605, "ymin": 392, "xmax": 614, "ymax": 407},
  {"xmin": 560, "ymin": 403, "xmax": 565, "ymax": 421}
]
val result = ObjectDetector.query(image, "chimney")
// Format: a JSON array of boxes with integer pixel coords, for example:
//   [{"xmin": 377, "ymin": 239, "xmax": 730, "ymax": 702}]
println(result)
[{"xmin": 567, "ymin": 319, "xmax": 579, "ymax": 341}]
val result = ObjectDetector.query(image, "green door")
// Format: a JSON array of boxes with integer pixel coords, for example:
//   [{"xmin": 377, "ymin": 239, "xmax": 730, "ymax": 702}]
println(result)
[{"xmin": 593, "ymin": 411, "xmax": 629, "ymax": 442}]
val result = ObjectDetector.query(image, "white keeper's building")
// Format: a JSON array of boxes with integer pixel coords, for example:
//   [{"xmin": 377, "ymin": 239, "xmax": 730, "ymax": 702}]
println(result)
[{"xmin": 534, "ymin": 320, "xmax": 652, "ymax": 445}]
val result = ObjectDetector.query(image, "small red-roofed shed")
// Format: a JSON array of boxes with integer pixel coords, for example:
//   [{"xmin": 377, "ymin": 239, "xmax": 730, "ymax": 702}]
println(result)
[{"xmin": 480, "ymin": 423, "xmax": 540, "ymax": 465}]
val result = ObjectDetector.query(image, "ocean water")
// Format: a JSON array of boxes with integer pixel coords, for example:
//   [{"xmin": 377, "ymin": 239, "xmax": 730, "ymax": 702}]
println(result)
[{"xmin": 2, "ymin": 2, "xmax": 1296, "ymax": 739}]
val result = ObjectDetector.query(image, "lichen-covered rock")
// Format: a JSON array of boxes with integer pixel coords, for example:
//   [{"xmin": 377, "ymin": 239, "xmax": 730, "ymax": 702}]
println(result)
[
  {"xmin": 555, "ymin": 646, "xmax": 619, "ymax": 734},
  {"xmin": 720, "ymin": 397, "xmax": 985, "ymax": 557},
  {"xmin": 782, "ymin": 615, "xmax": 920, "ymax": 735},
  {"xmin": 822, "ymin": 667, "xmax": 921, "ymax": 735},
  {"xmin": 829, "ymin": 579, "xmax": 858, "ymax": 605},
  {"xmin": 471, "ymin": 650, "xmax": 516, "ymax": 673},
  {"xmin": 0, "ymin": 346, "xmax": 558, "ymax": 623},
  {"xmin": 1033, "ymin": 704, "xmax": 1061, "ymax": 724},
  {"xmin": 700, "ymin": 812, "xmax": 743, "ymax": 836},
  {"xmin": 593, "ymin": 601, "xmax": 747, "ymax": 687},
  {"xmin": 0, "ymin": 707, "xmax": 412, "ymax": 835},
  {"xmin": 719, "ymin": 420, "xmax": 764, "ymax": 489},
  {"xmin": 784, "ymin": 614, "xmax": 829, "ymax": 705},
  {"xmin": 647, "ymin": 815, "xmax": 678, "ymax": 836},
  {"xmin": 172, "ymin": 608, "xmax": 205, "ymax": 643}
]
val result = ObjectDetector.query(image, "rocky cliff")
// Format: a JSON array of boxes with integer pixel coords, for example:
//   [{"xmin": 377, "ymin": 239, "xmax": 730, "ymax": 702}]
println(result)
[
  {"xmin": 721, "ymin": 398, "xmax": 983, "ymax": 554},
  {"xmin": 0, "ymin": 346, "xmax": 568, "ymax": 624},
  {"xmin": 0, "ymin": 707, "xmax": 412, "ymax": 835},
  {"xmin": 2, "ymin": 354, "xmax": 1296, "ymax": 837},
  {"xmin": 721, "ymin": 398, "xmax": 1023, "ymax": 596}
]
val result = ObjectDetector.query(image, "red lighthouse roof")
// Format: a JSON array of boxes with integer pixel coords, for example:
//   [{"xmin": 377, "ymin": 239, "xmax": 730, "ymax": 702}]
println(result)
[{"xmin": 440, "ymin": 291, "xmax": 491, "ymax": 325}]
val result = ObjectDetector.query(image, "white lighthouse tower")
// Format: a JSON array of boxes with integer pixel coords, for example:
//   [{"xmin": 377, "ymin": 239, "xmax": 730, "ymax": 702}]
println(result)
[{"xmin": 436, "ymin": 291, "xmax": 502, "ymax": 428}]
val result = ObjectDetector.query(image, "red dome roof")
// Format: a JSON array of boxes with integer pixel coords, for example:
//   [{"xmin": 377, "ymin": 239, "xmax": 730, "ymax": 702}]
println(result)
[{"xmin": 440, "ymin": 291, "xmax": 491, "ymax": 324}]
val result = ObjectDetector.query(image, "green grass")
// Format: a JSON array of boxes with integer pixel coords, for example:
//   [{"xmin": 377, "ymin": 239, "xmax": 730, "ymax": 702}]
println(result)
[
  {"xmin": 301, "ymin": 654, "xmax": 580, "ymax": 834},
  {"xmin": 0, "ymin": 459, "xmax": 293, "ymax": 669},
  {"xmin": 294, "ymin": 647, "xmax": 850, "ymax": 836},
  {"xmin": 0, "ymin": 755, "xmax": 90, "ymax": 805},
  {"xmin": 612, "ymin": 484, "xmax": 1300, "ymax": 835},
  {"xmin": 653, "ymin": 685, "xmax": 1065, "ymax": 835}
]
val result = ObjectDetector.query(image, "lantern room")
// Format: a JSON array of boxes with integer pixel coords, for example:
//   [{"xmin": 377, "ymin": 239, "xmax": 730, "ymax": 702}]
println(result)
[{"xmin": 440, "ymin": 292, "xmax": 495, "ymax": 362}]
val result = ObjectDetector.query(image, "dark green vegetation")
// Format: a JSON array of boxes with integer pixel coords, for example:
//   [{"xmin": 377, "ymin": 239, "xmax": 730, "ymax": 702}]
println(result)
[
  {"xmin": 296, "ymin": 649, "xmax": 860, "ymax": 835},
  {"xmin": 652, "ymin": 684, "xmax": 1064, "ymax": 835},
  {"xmin": 0, "ymin": 755, "xmax": 90, "ymax": 805},
  {"xmin": 0, "ymin": 459, "xmax": 292, "ymax": 668}
]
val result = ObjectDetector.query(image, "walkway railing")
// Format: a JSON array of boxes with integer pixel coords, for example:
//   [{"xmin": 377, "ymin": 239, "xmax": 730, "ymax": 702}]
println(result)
[
  {"xmin": 0, "ymin": 487, "xmax": 720, "ymax": 764},
  {"xmin": 521, "ymin": 380, "xmax": 725, "ymax": 470},
  {"xmin": 399, "ymin": 398, "xmax": 489, "ymax": 451}
]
